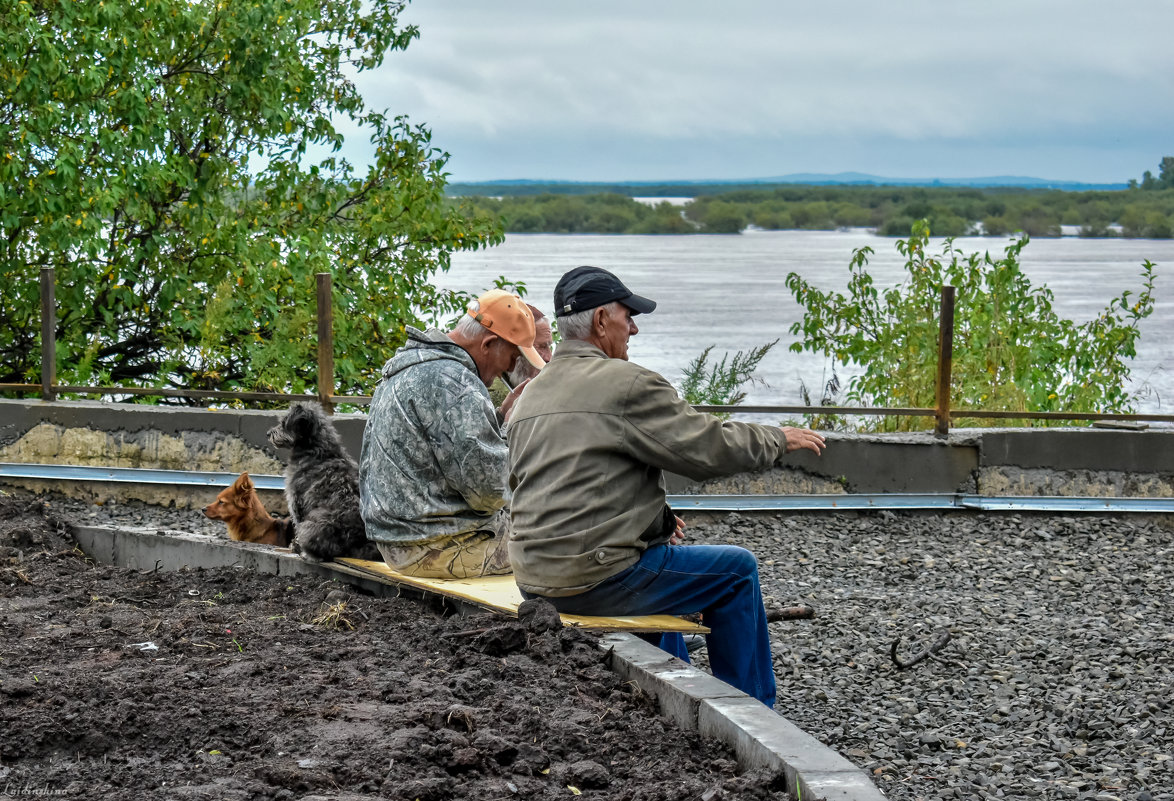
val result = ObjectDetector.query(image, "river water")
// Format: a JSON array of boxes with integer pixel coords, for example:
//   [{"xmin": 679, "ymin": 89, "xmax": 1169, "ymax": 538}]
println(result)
[{"xmin": 434, "ymin": 230, "xmax": 1174, "ymax": 416}]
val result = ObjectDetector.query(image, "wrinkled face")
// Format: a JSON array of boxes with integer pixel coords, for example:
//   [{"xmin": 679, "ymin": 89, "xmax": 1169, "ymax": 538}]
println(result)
[
  {"xmin": 476, "ymin": 334, "xmax": 523, "ymax": 387},
  {"xmin": 534, "ymin": 319, "xmax": 554, "ymax": 364},
  {"xmin": 597, "ymin": 303, "xmax": 638, "ymax": 361},
  {"xmin": 507, "ymin": 319, "xmax": 553, "ymax": 385}
]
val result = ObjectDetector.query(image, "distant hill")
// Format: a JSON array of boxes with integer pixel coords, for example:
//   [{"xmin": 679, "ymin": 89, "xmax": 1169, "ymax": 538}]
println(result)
[
  {"xmin": 755, "ymin": 172, "xmax": 1127, "ymax": 190},
  {"xmin": 448, "ymin": 174, "xmax": 1128, "ymax": 197}
]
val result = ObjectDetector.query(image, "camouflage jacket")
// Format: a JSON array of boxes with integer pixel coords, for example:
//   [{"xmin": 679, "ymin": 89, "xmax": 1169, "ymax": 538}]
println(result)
[{"xmin": 359, "ymin": 327, "xmax": 510, "ymax": 546}]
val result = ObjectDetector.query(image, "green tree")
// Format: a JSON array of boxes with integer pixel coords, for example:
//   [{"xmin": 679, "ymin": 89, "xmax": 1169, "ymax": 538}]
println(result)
[
  {"xmin": 629, "ymin": 203, "xmax": 696, "ymax": 234},
  {"xmin": 1120, "ymin": 204, "xmax": 1148, "ymax": 238},
  {"xmin": 982, "ymin": 215, "xmax": 1013, "ymax": 236},
  {"xmin": 753, "ymin": 209, "xmax": 793, "ymax": 230},
  {"xmin": 1160, "ymin": 156, "xmax": 1174, "ymax": 189},
  {"xmin": 0, "ymin": 0, "xmax": 501, "ymax": 398},
  {"xmin": 688, "ymin": 200, "xmax": 745, "ymax": 234},
  {"xmin": 1144, "ymin": 212, "xmax": 1173, "ymax": 239},
  {"xmin": 785, "ymin": 220, "xmax": 1157, "ymax": 431}
]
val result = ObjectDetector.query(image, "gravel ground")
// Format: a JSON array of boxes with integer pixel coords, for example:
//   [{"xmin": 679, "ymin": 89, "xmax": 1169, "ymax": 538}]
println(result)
[
  {"xmin": 709, "ymin": 509, "xmax": 1173, "ymax": 801},
  {"xmin": 34, "ymin": 495, "xmax": 1174, "ymax": 801}
]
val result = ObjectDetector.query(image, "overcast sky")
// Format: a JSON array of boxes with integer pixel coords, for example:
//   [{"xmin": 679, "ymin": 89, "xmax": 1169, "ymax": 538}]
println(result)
[{"xmin": 347, "ymin": 0, "xmax": 1174, "ymax": 184}]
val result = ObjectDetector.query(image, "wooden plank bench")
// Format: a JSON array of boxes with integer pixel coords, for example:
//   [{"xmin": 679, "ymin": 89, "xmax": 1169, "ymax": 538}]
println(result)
[{"xmin": 336, "ymin": 558, "xmax": 709, "ymax": 635}]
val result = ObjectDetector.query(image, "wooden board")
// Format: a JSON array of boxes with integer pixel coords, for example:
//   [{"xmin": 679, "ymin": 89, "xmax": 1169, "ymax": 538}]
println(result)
[{"xmin": 336, "ymin": 558, "xmax": 709, "ymax": 634}]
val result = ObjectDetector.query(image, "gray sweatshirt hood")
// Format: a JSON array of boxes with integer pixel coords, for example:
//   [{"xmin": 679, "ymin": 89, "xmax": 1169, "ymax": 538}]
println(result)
[{"xmin": 380, "ymin": 327, "xmax": 478, "ymax": 382}]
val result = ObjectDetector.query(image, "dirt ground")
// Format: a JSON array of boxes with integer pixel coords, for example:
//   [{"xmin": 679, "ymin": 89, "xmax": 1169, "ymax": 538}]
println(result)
[{"xmin": 0, "ymin": 493, "xmax": 787, "ymax": 801}]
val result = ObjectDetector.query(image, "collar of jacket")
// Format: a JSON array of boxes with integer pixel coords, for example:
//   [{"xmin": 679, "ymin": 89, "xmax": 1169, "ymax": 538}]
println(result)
[{"xmin": 551, "ymin": 339, "xmax": 608, "ymax": 361}]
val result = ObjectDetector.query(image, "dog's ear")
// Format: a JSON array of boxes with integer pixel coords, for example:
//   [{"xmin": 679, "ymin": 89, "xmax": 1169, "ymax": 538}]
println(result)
[
  {"xmin": 292, "ymin": 402, "xmax": 323, "ymax": 438},
  {"xmin": 289, "ymin": 403, "xmax": 311, "ymax": 434},
  {"xmin": 236, "ymin": 472, "xmax": 254, "ymax": 495}
]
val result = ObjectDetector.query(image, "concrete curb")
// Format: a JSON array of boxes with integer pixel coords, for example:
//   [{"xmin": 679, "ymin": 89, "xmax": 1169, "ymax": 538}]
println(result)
[
  {"xmin": 72, "ymin": 525, "xmax": 884, "ymax": 801},
  {"xmin": 604, "ymin": 634, "xmax": 885, "ymax": 801},
  {"xmin": 73, "ymin": 526, "xmax": 436, "ymax": 603}
]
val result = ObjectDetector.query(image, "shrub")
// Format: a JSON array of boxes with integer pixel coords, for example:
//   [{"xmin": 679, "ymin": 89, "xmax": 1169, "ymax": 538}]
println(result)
[
  {"xmin": 785, "ymin": 220, "xmax": 1157, "ymax": 431},
  {"xmin": 678, "ymin": 341, "xmax": 778, "ymax": 417}
]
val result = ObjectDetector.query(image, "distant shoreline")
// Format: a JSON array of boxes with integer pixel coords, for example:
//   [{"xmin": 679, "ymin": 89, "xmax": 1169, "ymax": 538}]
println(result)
[{"xmin": 453, "ymin": 184, "xmax": 1174, "ymax": 239}]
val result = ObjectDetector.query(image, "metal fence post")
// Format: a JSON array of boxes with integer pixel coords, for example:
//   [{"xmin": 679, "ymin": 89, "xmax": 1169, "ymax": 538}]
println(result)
[
  {"xmin": 316, "ymin": 272, "xmax": 334, "ymax": 415},
  {"xmin": 935, "ymin": 285, "xmax": 955, "ymax": 437},
  {"xmin": 40, "ymin": 267, "xmax": 56, "ymax": 402}
]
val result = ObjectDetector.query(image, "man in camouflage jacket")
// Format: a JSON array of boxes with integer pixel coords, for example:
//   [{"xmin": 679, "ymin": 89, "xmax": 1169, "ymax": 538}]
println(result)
[{"xmin": 359, "ymin": 291, "xmax": 545, "ymax": 578}]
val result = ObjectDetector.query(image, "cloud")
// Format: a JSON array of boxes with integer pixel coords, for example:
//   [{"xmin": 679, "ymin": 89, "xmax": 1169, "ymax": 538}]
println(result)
[{"xmin": 346, "ymin": 0, "xmax": 1174, "ymax": 181}]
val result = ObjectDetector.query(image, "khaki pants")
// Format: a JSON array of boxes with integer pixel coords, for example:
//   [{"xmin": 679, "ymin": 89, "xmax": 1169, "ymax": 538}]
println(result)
[{"xmin": 377, "ymin": 530, "xmax": 512, "ymax": 579}]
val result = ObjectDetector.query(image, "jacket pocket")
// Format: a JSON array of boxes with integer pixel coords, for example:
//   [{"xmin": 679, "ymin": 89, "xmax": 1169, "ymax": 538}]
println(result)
[{"xmin": 590, "ymin": 546, "xmax": 635, "ymax": 569}]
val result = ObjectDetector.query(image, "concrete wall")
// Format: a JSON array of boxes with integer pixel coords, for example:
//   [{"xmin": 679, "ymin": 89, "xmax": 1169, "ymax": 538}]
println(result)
[{"xmin": 3, "ymin": 398, "xmax": 1173, "ymax": 504}]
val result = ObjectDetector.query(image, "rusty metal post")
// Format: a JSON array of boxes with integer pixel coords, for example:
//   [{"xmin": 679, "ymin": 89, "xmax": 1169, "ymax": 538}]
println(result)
[
  {"xmin": 40, "ymin": 267, "xmax": 56, "ymax": 402},
  {"xmin": 935, "ymin": 285, "xmax": 955, "ymax": 437},
  {"xmin": 316, "ymin": 272, "xmax": 334, "ymax": 415}
]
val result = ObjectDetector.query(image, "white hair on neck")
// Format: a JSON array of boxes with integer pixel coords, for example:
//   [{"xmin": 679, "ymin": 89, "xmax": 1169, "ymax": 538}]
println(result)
[
  {"xmin": 558, "ymin": 301, "xmax": 621, "ymax": 341},
  {"xmin": 453, "ymin": 299, "xmax": 490, "ymax": 339}
]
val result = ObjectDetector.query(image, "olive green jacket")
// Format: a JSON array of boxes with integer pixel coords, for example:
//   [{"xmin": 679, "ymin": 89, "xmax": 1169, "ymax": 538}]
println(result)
[{"xmin": 506, "ymin": 340, "xmax": 789, "ymax": 596}]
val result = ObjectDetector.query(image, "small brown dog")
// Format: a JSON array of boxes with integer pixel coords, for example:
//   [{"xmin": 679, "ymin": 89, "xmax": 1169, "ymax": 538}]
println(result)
[{"xmin": 203, "ymin": 472, "xmax": 294, "ymax": 547}]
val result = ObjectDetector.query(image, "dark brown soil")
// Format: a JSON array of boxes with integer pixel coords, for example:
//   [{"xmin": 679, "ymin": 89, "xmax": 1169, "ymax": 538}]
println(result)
[{"xmin": 0, "ymin": 493, "xmax": 787, "ymax": 800}]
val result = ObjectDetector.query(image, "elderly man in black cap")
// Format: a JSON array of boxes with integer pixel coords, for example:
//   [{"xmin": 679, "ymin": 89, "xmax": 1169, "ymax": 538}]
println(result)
[{"xmin": 505, "ymin": 266, "xmax": 826, "ymax": 708}]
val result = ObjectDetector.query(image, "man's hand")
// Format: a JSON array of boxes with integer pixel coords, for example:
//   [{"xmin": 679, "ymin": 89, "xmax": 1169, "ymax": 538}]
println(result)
[
  {"xmin": 781, "ymin": 426, "xmax": 826, "ymax": 455},
  {"xmin": 669, "ymin": 515, "xmax": 686, "ymax": 545},
  {"xmin": 500, "ymin": 377, "xmax": 533, "ymax": 423}
]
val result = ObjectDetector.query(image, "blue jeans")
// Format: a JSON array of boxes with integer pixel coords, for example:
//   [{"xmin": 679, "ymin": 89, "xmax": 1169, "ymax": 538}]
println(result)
[{"xmin": 524, "ymin": 544, "xmax": 776, "ymax": 707}]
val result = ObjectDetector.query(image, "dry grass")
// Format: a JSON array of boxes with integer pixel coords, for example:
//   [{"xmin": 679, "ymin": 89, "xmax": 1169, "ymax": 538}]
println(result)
[{"xmin": 311, "ymin": 600, "xmax": 356, "ymax": 631}]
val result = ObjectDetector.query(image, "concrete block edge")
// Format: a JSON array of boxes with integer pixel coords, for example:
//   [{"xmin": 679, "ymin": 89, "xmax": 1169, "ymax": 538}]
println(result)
[{"xmin": 601, "ymin": 632, "xmax": 885, "ymax": 801}]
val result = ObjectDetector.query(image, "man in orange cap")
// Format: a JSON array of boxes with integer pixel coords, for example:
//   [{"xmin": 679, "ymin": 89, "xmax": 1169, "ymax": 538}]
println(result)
[
  {"xmin": 359, "ymin": 290, "xmax": 545, "ymax": 578},
  {"xmin": 490, "ymin": 303, "xmax": 554, "ymax": 422}
]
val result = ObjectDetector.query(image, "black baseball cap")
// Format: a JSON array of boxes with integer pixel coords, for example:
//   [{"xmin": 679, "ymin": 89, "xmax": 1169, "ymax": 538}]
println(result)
[{"xmin": 553, "ymin": 266, "xmax": 657, "ymax": 317}]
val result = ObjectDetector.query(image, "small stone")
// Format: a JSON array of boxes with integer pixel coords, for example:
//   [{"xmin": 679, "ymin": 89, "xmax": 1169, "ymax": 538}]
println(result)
[
  {"xmin": 517, "ymin": 598, "xmax": 562, "ymax": 633},
  {"xmin": 568, "ymin": 759, "xmax": 610, "ymax": 789}
]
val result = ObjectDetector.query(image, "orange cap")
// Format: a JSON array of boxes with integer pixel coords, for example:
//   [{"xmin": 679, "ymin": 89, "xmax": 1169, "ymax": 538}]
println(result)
[{"xmin": 469, "ymin": 290, "xmax": 545, "ymax": 371}]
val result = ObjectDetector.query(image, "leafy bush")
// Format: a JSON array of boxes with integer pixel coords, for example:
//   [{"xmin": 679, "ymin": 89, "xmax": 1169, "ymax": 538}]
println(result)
[
  {"xmin": 678, "ymin": 341, "xmax": 778, "ymax": 417},
  {"xmin": 785, "ymin": 220, "xmax": 1157, "ymax": 431},
  {"xmin": 0, "ymin": 0, "xmax": 501, "ymax": 399}
]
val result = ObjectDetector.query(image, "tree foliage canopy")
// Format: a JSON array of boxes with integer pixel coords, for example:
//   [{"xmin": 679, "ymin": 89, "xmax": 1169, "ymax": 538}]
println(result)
[
  {"xmin": 786, "ymin": 221, "xmax": 1157, "ymax": 431},
  {"xmin": 1, "ymin": 0, "xmax": 502, "ymax": 398}
]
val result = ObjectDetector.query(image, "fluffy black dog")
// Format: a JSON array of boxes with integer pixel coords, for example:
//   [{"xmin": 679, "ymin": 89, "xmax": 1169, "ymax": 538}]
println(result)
[{"xmin": 266, "ymin": 403, "xmax": 380, "ymax": 563}]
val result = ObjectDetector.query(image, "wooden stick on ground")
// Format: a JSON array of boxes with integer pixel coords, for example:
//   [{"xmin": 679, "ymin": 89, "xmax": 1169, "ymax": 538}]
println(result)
[
  {"xmin": 890, "ymin": 630, "xmax": 952, "ymax": 670},
  {"xmin": 766, "ymin": 604, "xmax": 815, "ymax": 622}
]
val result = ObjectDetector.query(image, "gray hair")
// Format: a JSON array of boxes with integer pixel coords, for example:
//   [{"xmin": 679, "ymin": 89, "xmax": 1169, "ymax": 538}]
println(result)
[
  {"xmin": 453, "ymin": 299, "xmax": 491, "ymax": 339},
  {"xmin": 558, "ymin": 302, "xmax": 621, "ymax": 341}
]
